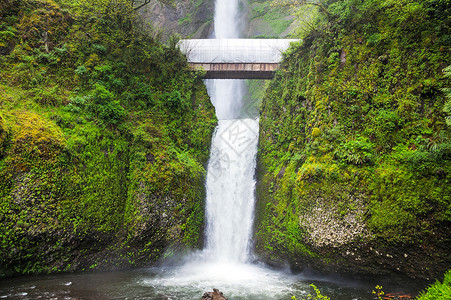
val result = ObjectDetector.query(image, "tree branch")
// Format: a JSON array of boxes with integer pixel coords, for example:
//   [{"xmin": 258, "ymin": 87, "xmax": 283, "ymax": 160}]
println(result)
[
  {"xmin": 132, "ymin": 0, "xmax": 175, "ymax": 10},
  {"xmin": 133, "ymin": 0, "xmax": 151, "ymax": 10}
]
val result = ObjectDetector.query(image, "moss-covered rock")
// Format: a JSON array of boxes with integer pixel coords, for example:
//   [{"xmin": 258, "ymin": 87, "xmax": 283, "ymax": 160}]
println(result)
[
  {"xmin": 255, "ymin": 0, "xmax": 451, "ymax": 280},
  {"xmin": 0, "ymin": 0, "xmax": 216, "ymax": 278},
  {"xmin": 0, "ymin": 112, "xmax": 9, "ymax": 159}
]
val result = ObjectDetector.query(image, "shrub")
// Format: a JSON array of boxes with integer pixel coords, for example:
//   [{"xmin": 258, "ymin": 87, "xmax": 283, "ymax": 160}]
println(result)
[
  {"xmin": 87, "ymin": 84, "xmax": 125, "ymax": 125},
  {"xmin": 163, "ymin": 90, "xmax": 188, "ymax": 114},
  {"xmin": 29, "ymin": 86, "xmax": 62, "ymax": 106},
  {"xmin": 92, "ymin": 43, "xmax": 107, "ymax": 54},
  {"xmin": 0, "ymin": 25, "xmax": 17, "ymax": 55},
  {"xmin": 417, "ymin": 270, "xmax": 451, "ymax": 300},
  {"xmin": 335, "ymin": 136, "xmax": 374, "ymax": 165},
  {"xmin": 75, "ymin": 65, "xmax": 88, "ymax": 76},
  {"xmin": 97, "ymin": 101, "xmax": 126, "ymax": 125},
  {"xmin": 65, "ymin": 95, "xmax": 88, "ymax": 113}
]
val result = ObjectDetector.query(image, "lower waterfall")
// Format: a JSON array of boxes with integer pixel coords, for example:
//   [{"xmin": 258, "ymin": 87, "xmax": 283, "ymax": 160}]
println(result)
[{"xmin": 204, "ymin": 118, "xmax": 259, "ymax": 263}]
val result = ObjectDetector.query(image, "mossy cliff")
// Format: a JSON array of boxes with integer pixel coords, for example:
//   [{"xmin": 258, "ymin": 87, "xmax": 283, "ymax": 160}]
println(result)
[
  {"xmin": 255, "ymin": 0, "xmax": 450, "ymax": 280},
  {"xmin": 0, "ymin": 0, "xmax": 216, "ymax": 278}
]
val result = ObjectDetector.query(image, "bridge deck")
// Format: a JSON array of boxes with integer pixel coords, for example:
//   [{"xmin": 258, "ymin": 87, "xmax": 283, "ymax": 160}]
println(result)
[
  {"xmin": 179, "ymin": 39, "xmax": 299, "ymax": 80},
  {"xmin": 189, "ymin": 63, "xmax": 279, "ymax": 79}
]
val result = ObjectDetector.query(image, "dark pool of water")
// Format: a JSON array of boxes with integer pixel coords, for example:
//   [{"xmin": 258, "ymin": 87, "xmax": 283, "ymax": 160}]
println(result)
[{"xmin": 0, "ymin": 263, "xmax": 428, "ymax": 300}]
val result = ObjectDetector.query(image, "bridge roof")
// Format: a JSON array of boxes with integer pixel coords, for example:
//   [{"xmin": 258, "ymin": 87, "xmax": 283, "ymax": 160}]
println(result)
[{"xmin": 178, "ymin": 39, "xmax": 300, "ymax": 64}]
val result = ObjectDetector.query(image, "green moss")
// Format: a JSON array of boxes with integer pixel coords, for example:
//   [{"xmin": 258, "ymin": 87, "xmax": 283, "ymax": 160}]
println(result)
[
  {"xmin": 256, "ymin": 0, "xmax": 451, "ymax": 277},
  {"xmin": 0, "ymin": 0, "xmax": 216, "ymax": 278}
]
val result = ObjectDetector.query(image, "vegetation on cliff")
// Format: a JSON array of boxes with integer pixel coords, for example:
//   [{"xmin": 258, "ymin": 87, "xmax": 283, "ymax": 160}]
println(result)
[
  {"xmin": 417, "ymin": 269, "xmax": 451, "ymax": 300},
  {"xmin": 255, "ymin": 0, "xmax": 450, "ymax": 280},
  {"xmin": 0, "ymin": 0, "xmax": 216, "ymax": 278}
]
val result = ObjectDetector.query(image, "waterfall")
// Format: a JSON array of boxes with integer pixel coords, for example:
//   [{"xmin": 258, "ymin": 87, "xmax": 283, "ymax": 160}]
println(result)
[
  {"xmin": 204, "ymin": 119, "xmax": 258, "ymax": 262},
  {"xmin": 207, "ymin": 0, "xmax": 243, "ymax": 120},
  {"xmin": 203, "ymin": 0, "xmax": 258, "ymax": 262},
  {"xmin": 125, "ymin": 1, "xmax": 313, "ymax": 297},
  {"xmin": 213, "ymin": 0, "xmax": 240, "ymax": 39}
]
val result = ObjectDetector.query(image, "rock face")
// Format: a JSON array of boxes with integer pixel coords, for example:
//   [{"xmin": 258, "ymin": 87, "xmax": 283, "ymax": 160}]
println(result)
[
  {"xmin": 0, "ymin": 0, "xmax": 218, "ymax": 279},
  {"xmin": 138, "ymin": 0, "xmax": 215, "ymax": 41},
  {"xmin": 254, "ymin": 1, "xmax": 451, "ymax": 280},
  {"xmin": 201, "ymin": 289, "xmax": 228, "ymax": 300},
  {"xmin": 245, "ymin": 0, "xmax": 295, "ymax": 38}
]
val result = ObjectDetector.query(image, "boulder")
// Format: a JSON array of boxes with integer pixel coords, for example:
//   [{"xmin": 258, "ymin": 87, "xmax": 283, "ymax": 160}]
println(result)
[{"xmin": 201, "ymin": 288, "xmax": 228, "ymax": 300}]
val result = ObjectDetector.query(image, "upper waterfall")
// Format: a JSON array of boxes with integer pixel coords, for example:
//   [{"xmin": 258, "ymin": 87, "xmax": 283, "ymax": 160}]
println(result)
[
  {"xmin": 214, "ymin": 0, "xmax": 241, "ymax": 39},
  {"xmin": 207, "ymin": 0, "xmax": 243, "ymax": 120}
]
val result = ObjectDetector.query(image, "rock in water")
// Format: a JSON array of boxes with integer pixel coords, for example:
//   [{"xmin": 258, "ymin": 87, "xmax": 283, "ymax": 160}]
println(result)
[{"xmin": 201, "ymin": 288, "xmax": 228, "ymax": 300}]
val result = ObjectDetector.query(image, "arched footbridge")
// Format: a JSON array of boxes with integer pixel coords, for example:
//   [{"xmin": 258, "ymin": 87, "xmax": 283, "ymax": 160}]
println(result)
[{"xmin": 178, "ymin": 39, "xmax": 299, "ymax": 80}]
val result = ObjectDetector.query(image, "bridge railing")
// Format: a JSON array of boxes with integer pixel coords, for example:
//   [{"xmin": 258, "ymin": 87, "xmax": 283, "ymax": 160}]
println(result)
[{"xmin": 178, "ymin": 39, "xmax": 300, "ymax": 64}]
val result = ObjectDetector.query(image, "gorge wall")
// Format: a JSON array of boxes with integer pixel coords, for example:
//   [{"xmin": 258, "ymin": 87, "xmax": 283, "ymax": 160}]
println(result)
[
  {"xmin": 254, "ymin": 0, "xmax": 451, "ymax": 280},
  {"xmin": 0, "ymin": 0, "xmax": 216, "ymax": 278}
]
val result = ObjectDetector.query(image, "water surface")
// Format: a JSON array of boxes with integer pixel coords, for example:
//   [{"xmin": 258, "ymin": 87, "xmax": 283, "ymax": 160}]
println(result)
[{"xmin": 0, "ymin": 264, "xmax": 426, "ymax": 300}]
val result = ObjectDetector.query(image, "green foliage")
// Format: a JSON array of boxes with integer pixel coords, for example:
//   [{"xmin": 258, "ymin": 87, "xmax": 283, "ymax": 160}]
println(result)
[
  {"xmin": 73, "ymin": 0, "xmax": 134, "ymax": 29},
  {"xmin": 163, "ymin": 90, "xmax": 189, "ymax": 114},
  {"xmin": 255, "ymin": 0, "xmax": 451, "ymax": 278},
  {"xmin": 335, "ymin": 136, "xmax": 374, "ymax": 165},
  {"xmin": 0, "ymin": 25, "xmax": 17, "ymax": 47},
  {"xmin": 443, "ymin": 65, "xmax": 451, "ymax": 126},
  {"xmin": 88, "ymin": 84, "xmax": 126, "ymax": 125},
  {"xmin": 292, "ymin": 284, "xmax": 331, "ymax": 300},
  {"xmin": 0, "ymin": 0, "xmax": 216, "ymax": 278},
  {"xmin": 417, "ymin": 269, "xmax": 451, "ymax": 300},
  {"xmin": 248, "ymin": 0, "xmax": 294, "ymax": 38}
]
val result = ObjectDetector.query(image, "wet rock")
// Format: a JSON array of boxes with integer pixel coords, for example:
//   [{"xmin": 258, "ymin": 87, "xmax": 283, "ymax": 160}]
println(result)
[
  {"xmin": 138, "ymin": 0, "xmax": 214, "ymax": 41},
  {"xmin": 298, "ymin": 196, "xmax": 369, "ymax": 247},
  {"xmin": 201, "ymin": 288, "xmax": 228, "ymax": 300}
]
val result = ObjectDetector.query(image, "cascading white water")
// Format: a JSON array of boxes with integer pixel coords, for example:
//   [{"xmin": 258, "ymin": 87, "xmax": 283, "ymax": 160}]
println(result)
[
  {"xmin": 203, "ymin": 0, "xmax": 258, "ymax": 262},
  {"xmin": 213, "ymin": 0, "xmax": 240, "ymax": 39},
  {"xmin": 204, "ymin": 119, "xmax": 258, "ymax": 262},
  {"xmin": 132, "ymin": 0, "xmax": 306, "ymax": 297}
]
